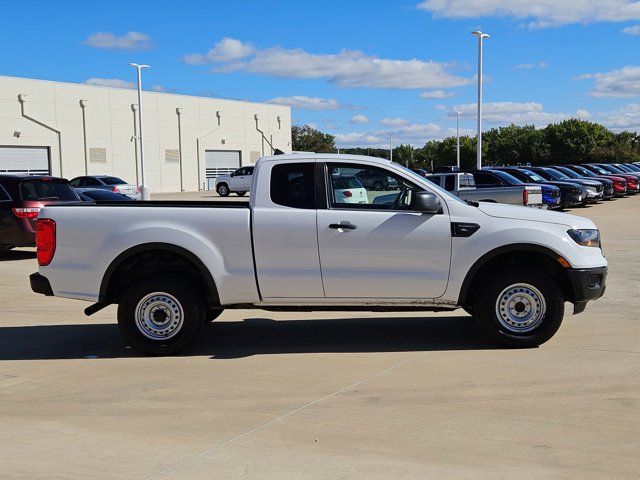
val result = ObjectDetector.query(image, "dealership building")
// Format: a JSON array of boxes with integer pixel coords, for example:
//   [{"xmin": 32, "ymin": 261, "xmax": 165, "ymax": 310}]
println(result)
[{"xmin": 0, "ymin": 75, "xmax": 291, "ymax": 192}]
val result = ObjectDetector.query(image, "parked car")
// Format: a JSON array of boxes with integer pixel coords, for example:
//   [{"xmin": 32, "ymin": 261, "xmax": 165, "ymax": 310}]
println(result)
[
  {"xmin": 215, "ymin": 166, "xmax": 254, "ymax": 197},
  {"xmin": 562, "ymin": 164, "xmax": 628, "ymax": 196},
  {"xmin": 591, "ymin": 164, "xmax": 640, "ymax": 186},
  {"xmin": 0, "ymin": 175, "xmax": 82, "ymax": 251},
  {"xmin": 331, "ymin": 176, "xmax": 368, "ymax": 204},
  {"xmin": 355, "ymin": 169, "xmax": 399, "ymax": 190},
  {"xmin": 69, "ymin": 176, "xmax": 141, "ymax": 200},
  {"xmin": 30, "ymin": 153, "xmax": 607, "ymax": 355},
  {"xmin": 427, "ymin": 171, "xmax": 544, "ymax": 207},
  {"xmin": 551, "ymin": 166, "xmax": 614, "ymax": 199},
  {"xmin": 489, "ymin": 168, "xmax": 562, "ymax": 209},
  {"xmin": 76, "ymin": 189, "xmax": 135, "ymax": 203},
  {"xmin": 526, "ymin": 166, "xmax": 603, "ymax": 204},
  {"xmin": 582, "ymin": 164, "xmax": 639, "ymax": 194},
  {"xmin": 506, "ymin": 167, "xmax": 586, "ymax": 208}
]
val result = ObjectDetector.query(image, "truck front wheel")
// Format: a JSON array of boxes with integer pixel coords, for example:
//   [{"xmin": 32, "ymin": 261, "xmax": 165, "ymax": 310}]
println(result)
[
  {"xmin": 217, "ymin": 183, "xmax": 230, "ymax": 197},
  {"xmin": 473, "ymin": 266, "xmax": 564, "ymax": 348},
  {"xmin": 117, "ymin": 276, "xmax": 206, "ymax": 355}
]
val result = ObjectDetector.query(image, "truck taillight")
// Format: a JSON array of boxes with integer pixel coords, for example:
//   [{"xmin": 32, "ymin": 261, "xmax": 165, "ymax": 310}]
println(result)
[
  {"xmin": 12, "ymin": 207, "xmax": 41, "ymax": 219},
  {"xmin": 523, "ymin": 189, "xmax": 529, "ymax": 205},
  {"xmin": 112, "ymin": 186, "xmax": 120, "ymax": 193},
  {"xmin": 36, "ymin": 218, "xmax": 56, "ymax": 266},
  {"xmin": 343, "ymin": 191, "xmax": 353, "ymax": 197}
]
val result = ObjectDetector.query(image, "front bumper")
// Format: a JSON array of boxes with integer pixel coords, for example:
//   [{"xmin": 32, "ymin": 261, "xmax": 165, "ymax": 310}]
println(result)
[
  {"xmin": 30, "ymin": 272, "xmax": 53, "ymax": 296},
  {"xmin": 566, "ymin": 266, "xmax": 607, "ymax": 314}
]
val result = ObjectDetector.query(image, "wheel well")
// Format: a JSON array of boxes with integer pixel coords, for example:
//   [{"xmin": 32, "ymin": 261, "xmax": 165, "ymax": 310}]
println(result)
[
  {"xmin": 459, "ymin": 249, "xmax": 572, "ymax": 308},
  {"xmin": 101, "ymin": 245, "xmax": 219, "ymax": 307}
]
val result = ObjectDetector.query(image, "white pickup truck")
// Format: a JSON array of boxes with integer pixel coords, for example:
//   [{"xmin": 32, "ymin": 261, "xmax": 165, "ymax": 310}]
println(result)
[{"xmin": 30, "ymin": 154, "xmax": 607, "ymax": 355}]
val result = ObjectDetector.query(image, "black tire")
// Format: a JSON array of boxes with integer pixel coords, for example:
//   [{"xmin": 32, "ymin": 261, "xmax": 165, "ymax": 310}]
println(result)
[
  {"xmin": 207, "ymin": 309, "xmax": 224, "ymax": 323},
  {"xmin": 473, "ymin": 266, "xmax": 564, "ymax": 348},
  {"xmin": 117, "ymin": 276, "xmax": 206, "ymax": 355},
  {"xmin": 236, "ymin": 191, "xmax": 247, "ymax": 196},
  {"xmin": 217, "ymin": 183, "xmax": 230, "ymax": 197}
]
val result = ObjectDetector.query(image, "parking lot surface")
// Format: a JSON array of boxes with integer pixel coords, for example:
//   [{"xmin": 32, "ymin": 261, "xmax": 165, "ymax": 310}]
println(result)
[{"xmin": 1, "ymin": 196, "xmax": 638, "ymax": 479}]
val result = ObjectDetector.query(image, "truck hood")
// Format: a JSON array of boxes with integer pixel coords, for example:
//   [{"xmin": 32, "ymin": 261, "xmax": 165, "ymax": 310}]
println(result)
[{"xmin": 477, "ymin": 202, "xmax": 594, "ymax": 229}]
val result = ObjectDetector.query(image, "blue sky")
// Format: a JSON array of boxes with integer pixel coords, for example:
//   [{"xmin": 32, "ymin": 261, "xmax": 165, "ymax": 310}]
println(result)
[{"xmin": 2, "ymin": 0, "xmax": 640, "ymax": 147}]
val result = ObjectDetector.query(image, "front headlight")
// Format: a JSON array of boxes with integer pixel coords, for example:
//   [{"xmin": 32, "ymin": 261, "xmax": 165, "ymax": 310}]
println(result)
[{"xmin": 568, "ymin": 229, "xmax": 601, "ymax": 248}]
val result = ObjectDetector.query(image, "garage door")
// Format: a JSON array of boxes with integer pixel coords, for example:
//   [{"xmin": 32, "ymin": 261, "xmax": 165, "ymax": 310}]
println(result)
[
  {"xmin": 205, "ymin": 150, "xmax": 240, "ymax": 178},
  {"xmin": 0, "ymin": 147, "xmax": 50, "ymax": 175}
]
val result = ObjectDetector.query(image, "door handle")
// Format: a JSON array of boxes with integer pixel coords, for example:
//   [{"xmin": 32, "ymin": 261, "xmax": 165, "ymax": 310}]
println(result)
[{"xmin": 329, "ymin": 222, "xmax": 357, "ymax": 230}]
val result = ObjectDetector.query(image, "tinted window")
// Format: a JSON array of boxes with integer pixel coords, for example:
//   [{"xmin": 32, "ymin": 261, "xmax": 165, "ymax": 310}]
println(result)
[
  {"xmin": 444, "ymin": 175, "xmax": 455, "ymax": 191},
  {"xmin": 473, "ymin": 172, "xmax": 502, "ymax": 186},
  {"xmin": 270, "ymin": 163, "xmax": 315, "ymax": 209},
  {"xmin": 81, "ymin": 190, "xmax": 133, "ymax": 201},
  {"xmin": 98, "ymin": 177, "xmax": 126, "ymax": 185},
  {"xmin": 69, "ymin": 178, "xmax": 82, "ymax": 187},
  {"xmin": 19, "ymin": 180, "xmax": 79, "ymax": 201},
  {"xmin": 245, "ymin": 167, "xmax": 254, "ymax": 175},
  {"xmin": 0, "ymin": 185, "xmax": 11, "ymax": 201}
]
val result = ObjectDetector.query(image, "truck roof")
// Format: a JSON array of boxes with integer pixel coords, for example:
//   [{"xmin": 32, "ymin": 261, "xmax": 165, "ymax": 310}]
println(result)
[{"xmin": 256, "ymin": 153, "xmax": 393, "ymax": 165}]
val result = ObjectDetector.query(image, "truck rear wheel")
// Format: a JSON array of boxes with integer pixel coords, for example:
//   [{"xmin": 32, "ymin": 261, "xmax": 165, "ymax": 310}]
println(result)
[
  {"xmin": 236, "ymin": 191, "xmax": 247, "ymax": 196},
  {"xmin": 473, "ymin": 266, "xmax": 564, "ymax": 348},
  {"xmin": 117, "ymin": 276, "xmax": 206, "ymax": 355}
]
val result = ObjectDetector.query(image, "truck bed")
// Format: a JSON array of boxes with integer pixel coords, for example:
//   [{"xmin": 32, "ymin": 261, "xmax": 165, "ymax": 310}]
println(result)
[{"xmin": 48, "ymin": 200, "xmax": 250, "ymax": 208}]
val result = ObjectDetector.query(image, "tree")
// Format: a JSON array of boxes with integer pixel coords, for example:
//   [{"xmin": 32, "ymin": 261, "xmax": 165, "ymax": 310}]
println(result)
[
  {"xmin": 394, "ymin": 143, "xmax": 415, "ymax": 166},
  {"xmin": 292, "ymin": 125, "xmax": 336, "ymax": 153},
  {"xmin": 543, "ymin": 119, "xmax": 613, "ymax": 164}
]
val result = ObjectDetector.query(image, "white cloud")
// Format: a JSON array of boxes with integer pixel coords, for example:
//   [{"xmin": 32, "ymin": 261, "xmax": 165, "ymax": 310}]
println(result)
[
  {"xmin": 267, "ymin": 96, "xmax": 340, "ymax": 110},
  {"xmin": 185, "ymin": 38, "xmax": 472, "ymax": 90},
  {"xmin": 622, "ymin": 24, "xmax": 640, "ymax": 34},
  {"xmin": 381, "ymin": 117, "xmax": 410, "ymax": 127},
  {"xmin": 84, "ymin": 31, "xmax": 152, "ymax": 50},
  {"xmin": 419, "ymin": 89, "xmax": 455, "ymax": 99},
  {"xmin": 84, "ymin": 78, "xmax": 135, "ymax": 89},
  {"xmin": 335, "ymin": 132, "xmax": 386, "ymax": 147},
  {"xmin": 351, "ymin": 114, "xmax": 370, "ymax": 124},
  {"xmin": 417, "ymin": 0, "xmax": 640, "ymax": 27},
  {"xmin": 451, "ymin": 101, "xmax": 590, "ymax": 125},
  {"xmin": 515, "ymin": 61, "xmax": 549, "ymax": 69},
  {"xmin": 184, "ymin": 37, "xmax": 254, "ymax": 65},
  {"xmin": 598, "ymin": 102, "xmax": 640, "ymax": 130},
  {"xmin": 580, "ymin": 65, "xmax": 640, "ymax": 97}
]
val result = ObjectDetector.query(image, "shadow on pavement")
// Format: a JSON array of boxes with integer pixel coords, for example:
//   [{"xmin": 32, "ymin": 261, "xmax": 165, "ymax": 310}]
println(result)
[{"xmin": 0, "ymin": 315, "xmax": 497, "ymax": 360}]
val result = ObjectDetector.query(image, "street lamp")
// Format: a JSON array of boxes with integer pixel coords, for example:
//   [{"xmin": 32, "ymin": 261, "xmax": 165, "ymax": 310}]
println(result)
[
  {"xmin": 455, "ymin": 110, "xmax": 462, "ymax": 169},
  {"xmin": 129, "ymin": 63, "xmax": 150, "ymax": 200},
  {"xmin": 471, "ymin": 31, "xmax": 490, "ymax": 170},
  {"xmin": 389, "ymin": 132, "xmax": 393, "ymax": 162}
]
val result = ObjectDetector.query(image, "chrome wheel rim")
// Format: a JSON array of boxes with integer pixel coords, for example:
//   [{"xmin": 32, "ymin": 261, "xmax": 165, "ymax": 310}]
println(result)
[
  {"xmin": 135, "ymin": 292, "xmax": 184, "ymax": 341},
  {"xmin": 218, "ymin": 185, "xmax": 228, "ymax": 195},
  {"xmin": 495, "ymin": 283, "xmax": 546, "ymax": 333}
]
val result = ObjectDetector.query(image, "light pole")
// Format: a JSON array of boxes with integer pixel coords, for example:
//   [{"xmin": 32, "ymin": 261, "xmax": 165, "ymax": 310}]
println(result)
[
  {"xmin": 455, "ymin": 110, "xmax": 462, "ymax": 169},
  {"xmin": 129, "ymin": 63, "xmax": 150, "ymax": 199},
  {"xmin": 389, "ymin": 132, "xmax": 393, "ymax": 162},
  {"xmin": 471, "ymin": 31, "xmax": 490, "ymax": 170}
]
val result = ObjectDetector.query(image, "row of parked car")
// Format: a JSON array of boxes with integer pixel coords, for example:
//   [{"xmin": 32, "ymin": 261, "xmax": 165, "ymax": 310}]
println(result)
[
  {"xmin": 0, "ymin": 174, "xmax": 140, "ymax": 251},
  {"xmin": 423, "ymin": 162, "xmax": 640, "ymax": 209}
]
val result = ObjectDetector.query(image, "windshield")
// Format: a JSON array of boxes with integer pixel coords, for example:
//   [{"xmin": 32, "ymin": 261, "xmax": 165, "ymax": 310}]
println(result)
[
  {"xmin": 575, "ymin": 166, "xmax": 595, "ymax": 177},
  {"xmin": 590, "ymin": 165, "xmax": 611, "ymax": 175},
  {"xmin": 98, "ymin": 177, "xmax": 127, "ymax": 185},
  {"xmin": 491, "ymin": 170, "xmax": 523, "ymax": 185},
  {"xmin": 20, "ymin": 179, "xmax": 80, "ymax": 201},
  {"xmin": 394, "ymin": 163, "xmax": 466, "ymax": 205},
  {"xmin": 555, "ymin": 166, "xmax": 580, "ymax": 178},
  {"xmin": 601, "ymin": 164, "xmax": 624, "ymax": 174},
  {"xmin": 544, "ymin": 168, "xmax": 570, "ymax": 180},
  {"xmin": 519, "ymin": 169, "xmax": 546, "ymax": 182}
]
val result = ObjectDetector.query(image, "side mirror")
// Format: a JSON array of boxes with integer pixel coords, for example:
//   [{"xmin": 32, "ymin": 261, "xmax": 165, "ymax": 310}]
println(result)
[
  {"xmin": 412, "ymin": 191, "xmax": 442, "ymax": 214},
  {"xmin": 230, "ymin": 173, "xmax": 235, "ymax": 177}
]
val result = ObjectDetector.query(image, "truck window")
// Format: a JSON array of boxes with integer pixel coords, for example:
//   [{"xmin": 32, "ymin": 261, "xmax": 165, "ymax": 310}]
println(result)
[
  {"xmin": 270, "ymin": 163, "xmax": 316, "ymax": 209},
  {"xmin": 444, "ymin": 175, "xmax": 455, "ymax": 191},
  {"xmin": 19, "ymin": 179, "xmax": 79, "ymax": 201},
  {"xmin": 327, "ymin": 163, "xmax": 420, "ymax": 210}
]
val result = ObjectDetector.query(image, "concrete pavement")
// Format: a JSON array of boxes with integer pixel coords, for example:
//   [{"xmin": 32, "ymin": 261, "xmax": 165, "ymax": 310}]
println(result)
[{"xmin": 0, "ymin": 196, "xmax": 638, "ymax": 479}]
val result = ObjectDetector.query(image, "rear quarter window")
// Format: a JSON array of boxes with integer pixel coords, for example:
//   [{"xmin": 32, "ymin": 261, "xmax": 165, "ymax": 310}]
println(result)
[
  {"xmin": 99, "ymin": 177, "xmax": 126, "ymax": 185},
  {"xmin": 0, "ymin": 185, "xmax": 11, "ymax": 201},
  {"xmin": 270, "ymin": 163, "xmax": 316, "ymax": 209},
  {"xmin": 19, "ymin": 180, "xmax": 79, "ymax": 201}
]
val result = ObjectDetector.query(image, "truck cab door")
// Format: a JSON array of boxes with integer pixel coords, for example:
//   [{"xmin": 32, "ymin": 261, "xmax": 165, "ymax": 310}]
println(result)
[
  {"xmin": 251, "ymin": 161, "xmax": 325, "ymax": 299},
  {"xmin": 316, "ymin": 162, "xmax": 452, "ymax": 300}
]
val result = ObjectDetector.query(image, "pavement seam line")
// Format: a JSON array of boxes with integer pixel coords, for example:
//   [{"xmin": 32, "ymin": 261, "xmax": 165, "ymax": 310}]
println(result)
[{"xmin": 144, "ymin": 352, "xmax": 425, "ymax": 479}]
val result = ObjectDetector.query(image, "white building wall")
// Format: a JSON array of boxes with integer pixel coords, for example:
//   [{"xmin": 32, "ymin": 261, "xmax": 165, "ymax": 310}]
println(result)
[{"xmin": 0, "ymin": 75, "xmax": 292, "ymax": 192}]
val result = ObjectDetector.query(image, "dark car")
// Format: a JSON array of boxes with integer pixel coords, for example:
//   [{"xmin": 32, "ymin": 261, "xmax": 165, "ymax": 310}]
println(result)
[
  {"xmin": 69, "ymin": 175, "xmax": 141, "ymax": 200},
  {"xmin": 0, "ymin": 175, "xmax": 82, "ymax": 251},
  {"xmin": 76, "ymin": 188, "xmax": 135, "ymax": 202},
  {"xmin": 490, "ymin": 167, "xmax": 562, "ymax": 209},
  {"xmin": 355, "ymin": 169, "xmax": 399, "ymax": 190},
  {"xmin": 562, "ymin": 164, "xmax": 628, "ymax": 196},
  {"xmin": 527, "ymin": 166, "xmax": 604, "ymax": 204},
  {"xmin": 552, "ymin": 166, "xmax": 614, "ymax": 199}
]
